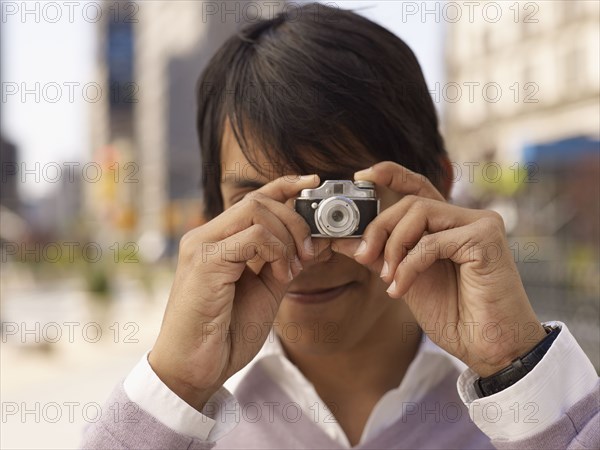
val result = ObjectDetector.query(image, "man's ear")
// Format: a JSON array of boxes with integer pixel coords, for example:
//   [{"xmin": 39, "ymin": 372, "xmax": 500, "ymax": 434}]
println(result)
[{"xmin": 438, "ymin": 155, "xmax": 453, "ymax": 201}]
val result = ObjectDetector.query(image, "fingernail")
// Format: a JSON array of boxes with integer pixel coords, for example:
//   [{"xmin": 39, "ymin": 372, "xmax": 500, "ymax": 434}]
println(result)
[
  {"xmin": 292, "ymin": 255, "xmax": 303, "ymax": 274},
  {"xmin": 304, "ymin": 236, "xmax": 314, "ymax": 255},
  {"xmin": 380, "ymin": 261, "xmax": 389, "ymax": 278},
  {"xmin": 354, "ymin": 167, "xmax": 373, "ymax": 178},
  {"xmin": 386, "ymin": 280, "xmax": 396, "ymax": 295},
  {"xmin": 288, "ymin": 266, "xmax": 294, "ymax": 281},
  {"xmin": 354, "ymin": 240, "xmax": 367, "ymax": 256},
  {"xmin": 301, "ymin": 174, "xmax": 318, "ymax": 182}
]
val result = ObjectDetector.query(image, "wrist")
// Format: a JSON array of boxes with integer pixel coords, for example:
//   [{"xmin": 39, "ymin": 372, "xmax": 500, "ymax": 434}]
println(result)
[
  {"xmin": 471, "ymin": 322, "xmax": 548, "ymax": 377},
  {"xmin": 474, "ymin": 324, "xmax": 561, "ymax": 397},
  {"xmin": 148, "ymin": 351, "xmax": 219, "ymax": 411}
]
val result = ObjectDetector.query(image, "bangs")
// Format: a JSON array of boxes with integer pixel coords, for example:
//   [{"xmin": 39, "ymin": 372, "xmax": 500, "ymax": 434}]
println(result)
[{"xmin": 223, "ymin": 26, "xmax": 377, "ymax": 180}]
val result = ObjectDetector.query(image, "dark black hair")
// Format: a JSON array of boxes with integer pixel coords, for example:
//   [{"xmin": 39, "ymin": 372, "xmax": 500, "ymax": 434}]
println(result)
[{"xmin": 197, "ymin": 2, "xmax": 447, "ymax": 219}]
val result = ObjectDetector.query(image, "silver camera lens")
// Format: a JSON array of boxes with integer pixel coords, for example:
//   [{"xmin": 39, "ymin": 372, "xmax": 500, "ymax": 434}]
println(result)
[{"xmin": 315, "ymin": 197, "xmax": 360, "ymax": 237}]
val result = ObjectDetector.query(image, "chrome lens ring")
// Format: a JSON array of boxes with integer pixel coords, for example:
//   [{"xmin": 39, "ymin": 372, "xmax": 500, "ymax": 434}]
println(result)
[{"xmin": 314, "ymin": 196, "xmax": 360, "ymax": 237}]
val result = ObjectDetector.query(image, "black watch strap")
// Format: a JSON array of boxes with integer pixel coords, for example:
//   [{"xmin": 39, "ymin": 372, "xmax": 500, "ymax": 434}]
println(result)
[{"xmin": 474, "ymin": 325, "xmax": 561, "ymax": 397}]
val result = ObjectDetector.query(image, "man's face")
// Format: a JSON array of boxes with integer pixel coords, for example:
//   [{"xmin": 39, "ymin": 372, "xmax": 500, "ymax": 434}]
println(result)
[{"xmin": 219, "ymin": 124, "xmax": 416, "ymax": 355}]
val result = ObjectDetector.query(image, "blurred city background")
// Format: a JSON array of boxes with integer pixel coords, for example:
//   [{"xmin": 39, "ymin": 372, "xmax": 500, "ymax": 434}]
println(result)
[{"xmin": 1, "ymin": 1, "xmax": 598, "ymax": 448}]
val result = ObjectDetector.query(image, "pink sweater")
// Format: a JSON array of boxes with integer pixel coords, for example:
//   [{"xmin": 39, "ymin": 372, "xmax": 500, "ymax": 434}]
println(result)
[{"xmin": 81, "ymin": 361, "xmax": 599, "ymax": 449}]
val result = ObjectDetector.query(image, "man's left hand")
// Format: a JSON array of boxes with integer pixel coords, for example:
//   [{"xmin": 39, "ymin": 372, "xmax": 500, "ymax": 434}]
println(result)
[{"xmin": 332, "ymin": 161, "xmax": 547, "ymax": 377}]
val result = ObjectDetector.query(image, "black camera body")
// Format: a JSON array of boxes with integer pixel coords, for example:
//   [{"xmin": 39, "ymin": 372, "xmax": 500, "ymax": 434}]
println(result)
[{"xmin": 294, "ymin": 180, "xmax": 379, "ymax": 238}]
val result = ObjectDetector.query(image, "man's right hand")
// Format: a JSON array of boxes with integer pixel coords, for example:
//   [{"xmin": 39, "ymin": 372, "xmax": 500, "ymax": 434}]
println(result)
[{"xmin": 148, "ymin": 174, "xmax": 320, "ymax": 411}]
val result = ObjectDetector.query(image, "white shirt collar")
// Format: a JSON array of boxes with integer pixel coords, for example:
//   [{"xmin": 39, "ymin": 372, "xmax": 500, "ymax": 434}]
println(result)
[{"xmin": 225, "ymin": 327, "xmax": 466, "ymax": 447}]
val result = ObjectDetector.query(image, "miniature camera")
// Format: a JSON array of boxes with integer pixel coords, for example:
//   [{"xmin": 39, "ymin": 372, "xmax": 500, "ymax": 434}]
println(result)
[{"xmin": 294, "ymin": 180, "xmax": 379, "ymax": 238}]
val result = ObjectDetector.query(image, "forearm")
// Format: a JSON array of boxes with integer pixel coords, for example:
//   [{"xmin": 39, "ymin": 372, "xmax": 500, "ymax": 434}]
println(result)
[{"xmin": 80, "ymin": 381, "xmax": 217, "ymax": 450}]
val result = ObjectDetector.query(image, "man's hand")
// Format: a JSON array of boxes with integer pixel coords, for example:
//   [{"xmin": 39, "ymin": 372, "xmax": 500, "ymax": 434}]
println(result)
[
  {"xmin": 333, "ymin": 161, "xmax": 547, "ymax": 377},
  {"xmin": 149, "ymin": 174, "xmax": 320, "ymax": 410}
]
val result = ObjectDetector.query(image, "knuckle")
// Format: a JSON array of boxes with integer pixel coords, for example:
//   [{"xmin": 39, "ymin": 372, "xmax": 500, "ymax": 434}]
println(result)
[
  {"xmin": 244, "ymin": 195, "xmax": 264, "ymax": 210},
  {"xmin": 474, "ymin": 216, "xmax": 503, "ymax": 241},
  {"xmin": 178, "ymin": 229, "xmax": 199, "ymax": 258},
  {"xmin": 420, "ymin": 234, "xmax": 436, "ymax": 248},
  {"xmin": 377, "ymin": 161, "xmax": 394, "ymax": 173},
  {"xmin": 179, "ymin": 230, "xmax": 194, "ymax": 249},
  {"xmin": 409, "ymin": 197, "xmax": 428, "ymax": 214},
  {"xmin": 251, "ymin": 223, "xmax": 269, "ymax": 240},
  {"xmin": 370, "ymin": 162, "xmax": 384, "ymax": 174},
  {"xmin": 482, "ymin": 211, "xmax": 506, "ymax": 232},
  {"xmin": 402, "ymin": 194, "xmax": 419, "ymax": 206},
  {"xmin": 244, "ymin": 191, "xmax": 264, "ymax": 202}
]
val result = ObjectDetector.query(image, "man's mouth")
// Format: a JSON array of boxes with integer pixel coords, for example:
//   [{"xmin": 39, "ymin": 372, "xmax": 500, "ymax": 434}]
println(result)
[{"xmin": 285, "ymin": 281, "xmax": 356, "ymax": 304}]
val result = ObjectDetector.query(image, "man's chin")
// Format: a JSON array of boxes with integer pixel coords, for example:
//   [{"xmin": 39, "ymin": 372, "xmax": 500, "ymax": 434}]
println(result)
[
  {"xmin": 274, "ymin": 305, "xmax": 358, "ymax": 354},
  {"xmin": 275, "ymin": 323, "xmax": 349, "ymax": 355}
]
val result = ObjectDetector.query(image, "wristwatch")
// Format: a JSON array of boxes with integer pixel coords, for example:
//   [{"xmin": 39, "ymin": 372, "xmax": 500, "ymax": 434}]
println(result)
[{"xmin": 474, "ymin": 325, "xmax": 561, "ymax": 397}]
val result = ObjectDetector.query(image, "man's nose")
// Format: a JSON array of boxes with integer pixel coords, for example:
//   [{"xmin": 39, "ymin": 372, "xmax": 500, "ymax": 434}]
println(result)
[{"xmin": 302, "ymin": 237, "xmax": 335, "ymax": 267}]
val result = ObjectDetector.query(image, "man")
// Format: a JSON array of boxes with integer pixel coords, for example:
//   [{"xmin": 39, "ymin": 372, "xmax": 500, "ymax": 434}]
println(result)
[{"xmin": 82, "ymin": 4, "xmax": 599, "ymax": 449}]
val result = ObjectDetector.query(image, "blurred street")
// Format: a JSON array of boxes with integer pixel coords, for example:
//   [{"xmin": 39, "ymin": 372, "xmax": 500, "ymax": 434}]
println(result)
[{"xmin": 1, "ymin": 269, "xmax": 170, "ymax": 449}]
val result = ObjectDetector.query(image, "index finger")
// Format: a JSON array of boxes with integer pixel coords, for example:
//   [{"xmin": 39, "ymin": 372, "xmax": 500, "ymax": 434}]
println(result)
[
  {"xmin": 256, "ymin": 173, "xmax": 321, "ymax": 203},
  {"xmin": 354, "ymin": 161, "xmax": 444, "ymax": 201}
]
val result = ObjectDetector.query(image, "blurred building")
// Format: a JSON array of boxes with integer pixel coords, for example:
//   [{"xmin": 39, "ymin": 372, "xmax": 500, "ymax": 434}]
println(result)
[
  {"xmin": 444, "ymin": 1, "xmax": 599, "ymax": 162},
  {"xmin": 0, "ymin": 137, "xmax": 20, "ymax": 213},
  {"xmin": 0, "ymin": 136, "xmax": 27, "ymax": 245},
  {"xmin": 90, "ymin": 1, "xmax": 284, "ymax": 257},
  {"xmin": 88, "ymin": 5, "xmax": 137, "ymax": 247},
  {"xmin": 33, "ymin": 169, "xmax": 84, "ymax": 237},
  {"xmin": 133, "ymin": 1, "xmax": 237, "ymax": 256},
  {"xmin": 444, "ymin": 0, "xmax": 599, "ymax": 368}
]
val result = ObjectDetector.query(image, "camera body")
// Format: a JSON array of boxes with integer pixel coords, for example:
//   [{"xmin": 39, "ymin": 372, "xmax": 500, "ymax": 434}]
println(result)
[{"xmin": 294, "ymin": 180, "xmax": 379, "ymax": 238}]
